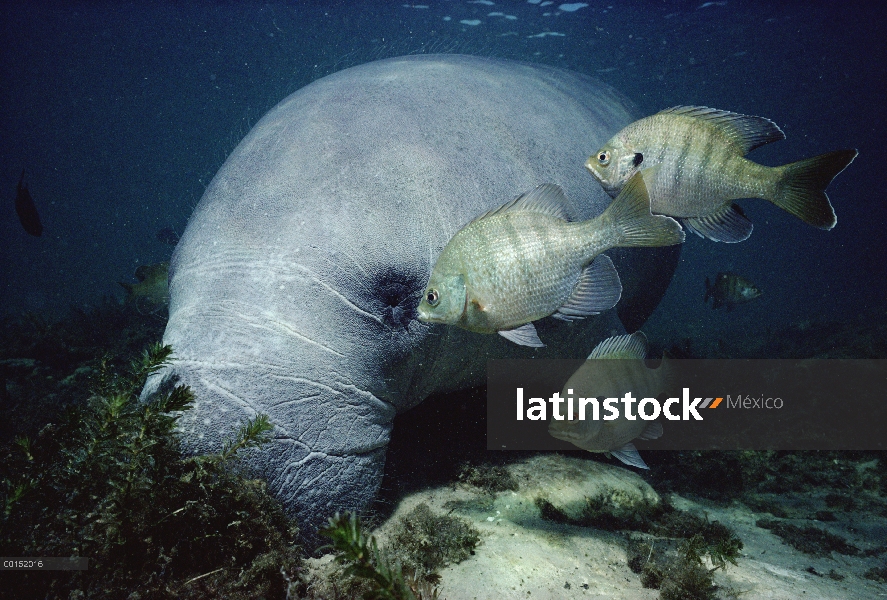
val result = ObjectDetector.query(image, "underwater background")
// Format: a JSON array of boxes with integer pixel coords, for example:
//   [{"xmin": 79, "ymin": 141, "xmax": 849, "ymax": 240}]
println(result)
[
  {"xmin": 1, "ymin": 1, "xmax": 886, "ymax": 598},
  {"xmin": 2, "ymin": 0, "xmax": 885, "ymax": 344}
]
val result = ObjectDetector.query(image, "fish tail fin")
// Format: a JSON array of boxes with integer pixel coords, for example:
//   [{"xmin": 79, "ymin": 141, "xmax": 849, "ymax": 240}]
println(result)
[
  {"xmin": 771, "ymin": 149, "xmax": 857, "ymax": 229},
  {"xmin": 599, "ymin": 172, "xmax": 685, "ymax": 248},
  {"xmin": 118, "ymin": 282, "xmax": 134, "ymax": 296}
]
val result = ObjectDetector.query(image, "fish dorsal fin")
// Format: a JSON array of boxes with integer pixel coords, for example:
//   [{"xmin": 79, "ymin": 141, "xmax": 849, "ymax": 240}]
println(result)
[
  {"xmin": 475, "ymin": 183, "xmax": 574, "ymax": 223},
  {"xmin": 611, "ymin": 443, "xmax": 649, "ymax": 469},
  {"xmin": 498, "ymin": 322, "xmax": 545, "ymax": 347},
  {"xmin": 657, "ymin": 106, "xmax": 785, "ymax": 154},
  {"xmin": 553, "ymin": 254, "xmax": 622, "ymax": 321},
  {"xmin": 588, "ymin": 331, "xmax": 648, "ymax": 360},
  {"xmin": 682, "ymin": 202, "xmax": 753, "ymax": 243}
]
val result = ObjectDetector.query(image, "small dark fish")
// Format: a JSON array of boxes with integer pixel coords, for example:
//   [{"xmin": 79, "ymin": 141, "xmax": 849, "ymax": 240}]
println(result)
[
  {"xmin": 704, "ymin": 272, "xmax": 762, "ymax": 310},
  {"xmin": 155, "ymin": 226, "xmax": 180, "ymax": 246},
  {"xmin": 15, "ymin": 170, "xmax": 42, "ymax": 237}
]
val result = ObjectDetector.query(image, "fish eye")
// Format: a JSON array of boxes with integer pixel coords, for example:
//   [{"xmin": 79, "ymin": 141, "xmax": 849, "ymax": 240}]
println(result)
[
  {"xmin": 597, "ymin": 150, "xmax": 610, "ymax": 166},
  {"xmin": 425, "ymin": 289, "xmax": 440, "ymax": 307}
]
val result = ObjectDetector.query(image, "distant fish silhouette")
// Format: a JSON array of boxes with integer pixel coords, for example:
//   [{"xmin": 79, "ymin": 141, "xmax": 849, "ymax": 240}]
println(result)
[
  {"xmin": 704, "ymin": 272, "xmax": 762, "ymax": 310},
  {"xmin": 15, "ymin": 170, "xmax": 42, "ymax": 236},
  {"xmin": 119, "ymin": 262, "xmax": 170, "ymax": 314},
  {"xmin": 155, "ymin": 226, "xmax": 180, "ymax": 246}
]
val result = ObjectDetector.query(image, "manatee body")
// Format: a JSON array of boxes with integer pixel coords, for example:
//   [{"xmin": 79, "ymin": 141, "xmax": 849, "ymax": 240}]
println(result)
[{"xmin": 142, "ymin": 55, "xmax": 679, "ymax": 540}]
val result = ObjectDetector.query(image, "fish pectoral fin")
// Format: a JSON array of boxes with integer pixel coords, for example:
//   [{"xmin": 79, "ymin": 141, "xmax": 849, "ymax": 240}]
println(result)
[
  {"xmin": 682, "ymin": 203, "xmax": 753, "ymax": 243},
  {"xmin": 638, "ymin": 422, "xmax": 663, "ymax": 441},
  {"xmin": 658, "ymin": 106, "xmax": 785, "ymax": 154},
  {"xmin": 474, "ymin": 183, "xmax": 575, "ymax": 222},
  {"xmin": 588, "ymin": 331, "xmax": 648, "ymax": 359},
  {"xmin": 498, "ymin": 323, "xmax": 545, "ymax": 347},
  {"xmin": 555, "ymin": 255, "xmax": 623, "ymax": 320},
  {"xmin": 602, "ymin": 172, "xmax": 685, "ymax": 247},
  {"xmin": 610, "ymin": 443, "xmax": 649, "ymax": 469}
]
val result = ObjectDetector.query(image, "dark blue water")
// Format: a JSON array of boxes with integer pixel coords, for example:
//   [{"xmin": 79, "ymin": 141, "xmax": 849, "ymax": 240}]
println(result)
[{"xmin": 1, "ymin": 0, "xmax": 884, "ymax": 350}]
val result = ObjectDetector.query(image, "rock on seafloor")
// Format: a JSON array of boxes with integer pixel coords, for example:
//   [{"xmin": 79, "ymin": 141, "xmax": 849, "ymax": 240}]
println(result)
[{"xmin": 304, "ymin": 454, "xmax": 886, "ymax": 600}]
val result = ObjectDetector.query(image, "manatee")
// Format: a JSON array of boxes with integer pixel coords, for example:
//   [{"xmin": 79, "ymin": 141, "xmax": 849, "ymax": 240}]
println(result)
[{"xmin": 142, "ymin": 54, "xmax": 680, "ymax": 542}]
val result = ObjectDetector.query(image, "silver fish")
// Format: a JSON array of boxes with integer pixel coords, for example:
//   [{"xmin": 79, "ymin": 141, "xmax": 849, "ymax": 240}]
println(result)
[
  {"xmin": 548, "ymin": 332, "xmax": 673, "ymax": 469},
  {"xmin": 417, "ymin": 175, "xmax": 684, "ymax": 347},
  {"xmin": 585, "ymin": 106, "xmax": 857, "ymax": 242}
]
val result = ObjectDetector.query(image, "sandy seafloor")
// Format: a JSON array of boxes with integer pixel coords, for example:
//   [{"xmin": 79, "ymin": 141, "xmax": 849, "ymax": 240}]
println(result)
[{"xmin": 345, "ymin": 454, "xmax": 886, "ymax": 599}]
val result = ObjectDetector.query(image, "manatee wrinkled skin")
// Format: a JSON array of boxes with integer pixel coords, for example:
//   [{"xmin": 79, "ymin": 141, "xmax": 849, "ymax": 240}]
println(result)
[{"xmin": 142, "ymin": 55, "xmax": 679, "ymax": 541}]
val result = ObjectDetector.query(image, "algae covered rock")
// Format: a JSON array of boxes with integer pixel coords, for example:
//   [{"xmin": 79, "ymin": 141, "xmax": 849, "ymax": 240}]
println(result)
[{"xmin": 511, "ymin": 453, "xmax": 660, "ymax": 523}]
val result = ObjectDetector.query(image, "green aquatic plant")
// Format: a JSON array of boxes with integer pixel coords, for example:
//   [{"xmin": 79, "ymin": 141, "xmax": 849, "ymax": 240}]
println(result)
[
  {"xmin": 657, "ymin": 542, "xmax": 718, "ymax": 600},
  {"xmin": 458, "ymin": 462, "xmax": 519, "ymax": 495},
  {"xmin": 388, "ymin": 502, "xmax": 479, "ymax": 576},
  {"xmin": 864, "ymin": 564, "xmax": 887, "ymax": 584},
  {"xmin": 534, "ymin": 493, "xmax": 660, "ymax": 531},
  {"xmin": 0, "ymin": 299, "xmax": 167, "ymax": 446},
  {"xmin": 0, "ymin": 343, "xmax": 301, "ymax": 599},
  {"xmin": 320, "ymin": 511, "xmax": 441, "ymax": 600},
  {"xmin": 629, "ymin": 534, "xmax": 731, "ymax": 600},
  {"xmin": 755, "ymin": 518, "xmax": 859, "ymax": 556},
  {"xmin": 623, "ymin": 504, "xmax": 742, "ymax": 600}
]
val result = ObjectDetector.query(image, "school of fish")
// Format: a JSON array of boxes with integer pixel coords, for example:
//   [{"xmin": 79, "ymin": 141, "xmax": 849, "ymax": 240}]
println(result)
[{"xmin": 418, "ymin": 104, "xmax": 856, "ymax": 467}]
